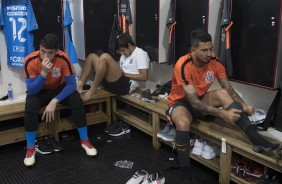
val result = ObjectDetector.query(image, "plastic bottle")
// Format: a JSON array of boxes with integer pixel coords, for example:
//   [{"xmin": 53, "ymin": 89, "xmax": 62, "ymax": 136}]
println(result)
[{"xmin": 8, "ymin": 83, "xmax": 14, "ymax": 100}]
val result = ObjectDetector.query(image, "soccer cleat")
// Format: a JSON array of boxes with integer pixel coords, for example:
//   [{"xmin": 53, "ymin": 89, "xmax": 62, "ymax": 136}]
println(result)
[
  {"xmin": 126, "ymin": 170, "xmax": 149, "ymax": 184},
  {"xmin": 141, "ymin": 89, "xmax": 157, "ymax": 103},
  {"xmin": 141, "ymin": 173, "xmax": 165, "ymax": 184},
  {"xmin": 81, "ymin": 139, "xmax": 97, "ymax": 156},
  {"xmin": 45, "ymin": 135, "xmax": 64, "ymax": 152},
  {"xmin": 253, "ymin": 143, "xmax": 280, "ymax": 153},
  {"xmin": 35, "ymin": 137, "xmax": 53, "ymax": 154},
  {"xmin": 161, "ymin": 127, "xmax": 176, "ymax": 142},
  {"xmin": 157, "ymin": 122, "xmax": 171, "ymax": 139},
  {"xmin": 24, "ymin": 146, "xmax": 36, "ymax": 167}
]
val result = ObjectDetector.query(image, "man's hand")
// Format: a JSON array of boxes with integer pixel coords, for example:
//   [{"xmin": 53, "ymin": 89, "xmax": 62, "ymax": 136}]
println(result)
[
  {"xmin": 42, "ymin": 99, "xmax": 58, "ymax": 122},
  {"xmin": 41, "ymin": 58, "xmax": 53, "ymax": 78},
  {"xmin": 220, "ymin": 108, "xmax": 242, "ymax": 123},
  {"xmin": 242, "ymin": 104, "xmax": 255, "ymax": 116}
]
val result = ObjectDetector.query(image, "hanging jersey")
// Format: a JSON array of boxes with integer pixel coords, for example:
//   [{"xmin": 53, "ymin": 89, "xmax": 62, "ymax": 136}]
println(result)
[
  {"xmin": 119, "ymin": 0, "xmax": 132, "ymax": 35},
  {"xmin": 1, "ymin": 0, "xmax": 38, "ymax": 68},
  {"xmin": 24, "ymin": 50, "xmax": 75, "ymax": 90},
  {"xmin": 63, "ymin": 0, "xmax": 78, "ymax": 64},
  {"xmin": 167, "ymin": 53, "xmax": 226, "ymax": 106},
  {"xmin": 166, "ymin": 0, "xmax": 176, "ymax": 65}
]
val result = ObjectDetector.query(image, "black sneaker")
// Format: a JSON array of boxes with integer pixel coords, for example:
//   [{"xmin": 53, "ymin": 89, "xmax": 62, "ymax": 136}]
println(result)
[
  {"xmin": 45, "ymin": 135, "xmax": 64, "ymax": 152},
  {"xmin": 253, "ymin": 144, "xmax": 280, "ymax": 153},
  {"xmin": 35, "ymin": 137, "xmax": 53, "ymax": 154},
  {"xmin": 141, "ymin": 89, "xmax": 158, "ymax": 103},
  {"xmin": 104, "ymin": 120, "xmax": 122, "ymax": 133},
  {"xmin": 108, "ymin": 123, "xmax": 130, "ymax": 136}
]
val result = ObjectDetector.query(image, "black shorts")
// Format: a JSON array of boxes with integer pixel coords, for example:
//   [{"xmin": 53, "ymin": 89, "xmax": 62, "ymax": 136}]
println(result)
[
  {"xmin": 102, "ymin": 74, "xmax": 131, "ymax": 95},
  {"xmin": 166, "ymin": 100, "xmax": 215, "ymax": 124}
]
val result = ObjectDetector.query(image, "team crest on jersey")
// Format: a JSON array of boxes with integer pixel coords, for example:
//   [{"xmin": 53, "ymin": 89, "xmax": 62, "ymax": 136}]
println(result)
[
  {"xmin": 129, "ymin": 59, "xmax": 133, "ymax": 64},
  {"xmin": 205, "ymin": 71, "xmax": 214, "ymax": 83},
  {"xmin": 52, "ymin": 68, "xmax": 61, "ymax": 78}
]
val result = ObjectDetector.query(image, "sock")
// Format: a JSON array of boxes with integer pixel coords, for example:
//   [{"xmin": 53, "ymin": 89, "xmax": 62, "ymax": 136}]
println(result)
[
  {"xmin": 175, "ymin": 130, "xmax": 191, "ymax": 181},
  {"xmin": 77, "ymin": 126, "xmax": 88, "ymax": 140},
  {"xmin": 25, "ymin": 131, "xmax": 36, "ymax": 147},
  {"xmin": 227, "ymin": 102, "xmax": 275, "ymax": 148}
]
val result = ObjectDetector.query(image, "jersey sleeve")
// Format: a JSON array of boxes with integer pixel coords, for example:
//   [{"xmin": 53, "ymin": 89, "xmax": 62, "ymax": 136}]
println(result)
[
  {"xmin": 27, "ymin": 0, "xmax": 38, "ymax": 32},
  {"xmin": 174, "ymin": 62, "xmax": 192, "ymax": 87},
  {"xmin": 216, "ymin": 61, "xmax": 227, "ymax": 79},
  {"xmin": 61, "ymin": 53, "xmax": 75, "ymax": 77},
  {"xmin": 136, "ymin": 50, "xmax": 150, "ymax": 70}
]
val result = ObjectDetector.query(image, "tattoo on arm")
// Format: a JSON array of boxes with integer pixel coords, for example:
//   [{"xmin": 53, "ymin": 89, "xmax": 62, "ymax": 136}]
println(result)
[
  {"xmin": 183, "ymin": 85, "xmax": 221, "ymax": 117},
  {"xmin": 218, "ymin": 78, "xmax": 246, "ymax": 105}
]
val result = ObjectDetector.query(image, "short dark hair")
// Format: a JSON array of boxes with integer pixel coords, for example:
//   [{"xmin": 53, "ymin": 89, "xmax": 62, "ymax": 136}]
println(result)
[
  {"xmin": 191, "ymin": 28, "xmax": 212, "ymax": 47},
  {"xmin": 115, "ymin": 33, "xmax": 136, "ymax": 49},
  {"xmin": 40, "ymin": 34, "xmax": 59, "ymax": 50}
]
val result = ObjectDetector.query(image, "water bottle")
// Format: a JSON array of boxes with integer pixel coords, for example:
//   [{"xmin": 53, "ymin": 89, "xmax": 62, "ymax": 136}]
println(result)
[{"xmin": 8, "ymin": 83, "xmax": 14, "ymax": 100}]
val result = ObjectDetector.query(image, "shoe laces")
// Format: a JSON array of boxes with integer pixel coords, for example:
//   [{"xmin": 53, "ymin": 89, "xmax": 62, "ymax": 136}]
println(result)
[
  {"xmin": 25, "ymin": 146, "xmax": 35, "ymax": 158},
  {"xmin": 81, "ymin": 139, "xmax": 94, "ymax": 149}
]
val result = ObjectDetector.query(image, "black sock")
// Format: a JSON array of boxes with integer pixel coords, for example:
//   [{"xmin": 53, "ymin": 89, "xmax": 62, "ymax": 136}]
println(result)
[
  {"xmin": 227, "ymin": 102, "xmax": 275, "ymax": 148},
  {"xmin": 175, "ymin": 130, "xmax": 191, "ymax": 181}
]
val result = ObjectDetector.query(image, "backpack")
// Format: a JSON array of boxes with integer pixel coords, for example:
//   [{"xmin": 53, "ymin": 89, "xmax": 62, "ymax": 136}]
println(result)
[{"xmin": 259, "ymin": 81, "xmax": 282, "ymax": 131}]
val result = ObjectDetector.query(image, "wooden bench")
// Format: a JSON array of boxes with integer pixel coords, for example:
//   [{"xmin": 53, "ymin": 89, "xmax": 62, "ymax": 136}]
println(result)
[
  {"xmin": 112, "ymin": 94, "xmax": 282, "ymax": 184},
  {"xmin": 0, "ymin": 88, "xmax": 115, "ymax": 146}
]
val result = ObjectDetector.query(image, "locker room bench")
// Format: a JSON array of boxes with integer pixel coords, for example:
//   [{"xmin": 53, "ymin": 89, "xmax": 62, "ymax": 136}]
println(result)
[
  {"xmin": 112, "ymin": 94, "xmax": 282, "ymax": 184},
  {"xmin": 0, "ymin": 88, "xmax": 115, "ymax": 146}
]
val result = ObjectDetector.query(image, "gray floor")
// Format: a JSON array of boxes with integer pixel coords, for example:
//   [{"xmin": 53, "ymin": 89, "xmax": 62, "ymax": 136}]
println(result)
[{"xmin": 0, "ymin": 124, "xmax": 219, "ymax": 184}]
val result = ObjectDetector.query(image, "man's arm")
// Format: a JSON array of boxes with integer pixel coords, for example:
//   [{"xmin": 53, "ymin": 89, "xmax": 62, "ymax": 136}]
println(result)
[
  {"xmin": 183, "ymin": 84, "xmax": 222, "ymax": 117},
  {"xmin": 218, "ymin": 77, "xmax": 255, "ymax": 115},
  {"xmin": 124, "ymin": 69, "xmax": 148, "ymax": 81},
  {"xmin": 183, "ymin": 84, "xmax": 242, "ymax": 122}
]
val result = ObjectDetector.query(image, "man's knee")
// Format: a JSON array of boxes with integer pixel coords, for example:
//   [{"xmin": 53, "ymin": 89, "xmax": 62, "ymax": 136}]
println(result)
[
  {"xmin": 64, "ymin": 91, "xmax": 84, "ymax": 109},
  {"xmin": 215, "ymin": 88, "xmax": 230, "ymax": 98},
  {"xmin": 100, "ymin": 53, "xmax": 114, "ymax": 62}
]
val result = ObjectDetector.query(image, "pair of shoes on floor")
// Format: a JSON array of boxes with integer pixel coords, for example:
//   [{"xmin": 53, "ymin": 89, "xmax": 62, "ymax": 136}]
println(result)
[
  {"xmin": 157, "ymin": 122, "xmax": 175, "ymax": 142},
  {"xmin": 35, "ymin": 134, "xmax": 64, "ymax": 154},
  {"xmin": 126, "ymin": 170, "xmax": 165, "ymax": 184},
  {"xmin": 81, "ymin": 139, "xmax": 97, "ymax": 157},
  {"xmin": 191, "ymin": 138, "xmax": 220, "ymax": 159},
  {"xmin": 105, "ymin": 120, "xmax": 131, "ymax": 136}
]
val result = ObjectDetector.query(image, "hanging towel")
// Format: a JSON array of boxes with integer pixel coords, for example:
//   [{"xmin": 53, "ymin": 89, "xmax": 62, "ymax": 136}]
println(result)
[{"xmin": 63, "ymin": 0, "xmax": 78, "ymax": 64}]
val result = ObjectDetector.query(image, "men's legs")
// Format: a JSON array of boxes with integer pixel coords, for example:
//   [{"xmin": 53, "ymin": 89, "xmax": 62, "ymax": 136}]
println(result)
[
  {"xmin": 77, "ymin": 53, "xmax": 100, "ymax": 94},
  {"xmin": 169, "ymin": 106, "xmax": 193, "ymax": 183},
  {"xmin": 24, "ymin": 92, "xmax": 50, "ymax": 166},
  {"xmin": 63, "ymin": 91, "xmax": 97, "ymax": 156},
  {"xmin": 203, "ymin": 89, "xmax": 279, "ymax": 152},
  {"xmin": 80, "ymin": 53, "xmax": 123, "ymax": 102},
  {"xmin": 226, "ymin": 102, "xmax": 279, "ymax": 152}
]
